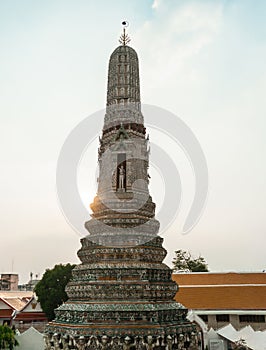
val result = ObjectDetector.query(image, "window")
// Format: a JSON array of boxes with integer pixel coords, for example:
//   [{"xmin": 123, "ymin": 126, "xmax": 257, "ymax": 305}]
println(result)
[
  {"xmin": 239, "ymin": 315, "xmax": 265, "ymax": 323},
  {"xmin": 198, "ymin": 315, "xmax": 208, "ymax": 322},
  {"xmin": 216, "ymin": 314, "xmax": 229, "ymax": 322}
]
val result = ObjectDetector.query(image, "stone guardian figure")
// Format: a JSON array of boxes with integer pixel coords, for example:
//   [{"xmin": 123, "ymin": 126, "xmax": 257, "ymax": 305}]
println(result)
[{"xmin": 119, "ymin": 165, "xmax": 125, "ymax": 189}]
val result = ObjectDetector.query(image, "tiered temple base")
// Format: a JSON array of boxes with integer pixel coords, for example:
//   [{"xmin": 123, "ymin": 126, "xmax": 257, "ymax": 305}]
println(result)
[{"xmin": 44, "ymin": 236, "xmax": 200, "ymax": 349}]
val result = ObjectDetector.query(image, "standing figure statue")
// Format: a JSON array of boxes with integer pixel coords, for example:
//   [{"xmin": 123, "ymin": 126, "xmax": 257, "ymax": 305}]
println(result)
[
  {"xmin": 123, "ymin": 336, "xmax": 136, "ymax": 350},
  {"xmin": 166, "ymin": 335, "xmax": 173, "ymax": 350},
  {"xmin": 53, "ymin": 334, "xmax": 61, "ymax": 350},
  {"xmin": 99, "ymin": 335, "xmax": 110, "ymax": 350},
  {"xmin": 136, "ymin": 337, "xmax": 146, "ymax": 350},
  {"xmin": 145, "ymin": 336, "xmax": 155, "ymax": 350},
  {"xmin": 61, "ymin": 335, "xmax": 70, "ymax": 350},
  {"xmin": 119, "ymin": 165, "xmax": 125, "ymax": 189},
  {"xmin": 76, "ymin": 336, "xmax": 87, "ymax": 350},
  {"xmin": 88, "ymin": 336, "xmax": 99, "ymax": 350},
  {"xmin": 44, "ymin": 335, "xmax": 51, "ymax": 350},
  {"xmin": 111, "ymin": 336, "xmax": 123, "ymax": 350}
]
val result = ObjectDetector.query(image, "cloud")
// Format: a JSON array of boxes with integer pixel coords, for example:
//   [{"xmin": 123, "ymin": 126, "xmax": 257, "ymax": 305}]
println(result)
[
  {"xmin": 134, "ymin": 2, "xmax": 223, "ymax": 86},
  {"xmin": 151, "ymin": 0, "xmax": 160, "ymax": 10}
]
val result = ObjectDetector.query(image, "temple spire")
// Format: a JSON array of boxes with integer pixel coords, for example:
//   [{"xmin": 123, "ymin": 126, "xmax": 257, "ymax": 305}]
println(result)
[
  {"xmin": 119, "ymin": 21, "xmax": 130, "ymax": 46},
  {"xmin": 105, "ymin": 24, "xmax": 141, "ymax": 124}
]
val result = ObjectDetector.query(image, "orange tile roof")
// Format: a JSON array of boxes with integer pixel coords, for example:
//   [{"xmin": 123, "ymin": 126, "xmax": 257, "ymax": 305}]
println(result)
[
  {"xmin": 172, "ymin": 273, "xmax": 266, "ymax": 310},
  {"xmin": 3, "ymin": 298, "xmax": 27, "ymax": 311},
  {"xmin": 0, "ymin": 291, "xmax": 33, "ymax": 298},
  {"xmin": 0, "ymin": 293, "xmax": 33, "ymax": 312},
  {"xmin": 172, "ymin": 272, "xmax": 266, "ymax": 286}
]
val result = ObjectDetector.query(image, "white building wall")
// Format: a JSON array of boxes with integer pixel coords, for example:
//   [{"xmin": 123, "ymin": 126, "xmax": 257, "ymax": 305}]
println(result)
[{"xmin": 15, "ymin": 327, "xmax": 44, "ymax": 350}]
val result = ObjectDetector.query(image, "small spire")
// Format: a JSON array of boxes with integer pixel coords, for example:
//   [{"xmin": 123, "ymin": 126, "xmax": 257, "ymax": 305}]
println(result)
[{"xmin": 119, "ymin": 21, "xmax": 130, "ymax": 46}]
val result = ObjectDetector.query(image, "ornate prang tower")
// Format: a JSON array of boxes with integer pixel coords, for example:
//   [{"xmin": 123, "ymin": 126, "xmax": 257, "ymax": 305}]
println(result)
[{"xmin": 45, "ymin": 24, "xmax": 199, "ymax": 350}]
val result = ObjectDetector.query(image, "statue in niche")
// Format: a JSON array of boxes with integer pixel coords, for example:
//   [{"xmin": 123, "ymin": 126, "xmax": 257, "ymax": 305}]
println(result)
[{"xmin": 118, "ymin": 165, "xmax": 125, "ymax": 190}]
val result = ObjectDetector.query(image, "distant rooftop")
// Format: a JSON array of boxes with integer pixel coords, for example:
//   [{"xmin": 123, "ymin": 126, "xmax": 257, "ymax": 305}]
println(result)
[{"xmin": 173, "ymin": 272, "xmax": 266, "ymax": 310}]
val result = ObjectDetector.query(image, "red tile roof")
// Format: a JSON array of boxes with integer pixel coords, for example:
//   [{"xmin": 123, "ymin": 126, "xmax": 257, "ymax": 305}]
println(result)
[
  {"xmin": 0, "ymin": 309, "xmax": 13, "ymax": 318},
  {"xmin": 15, "ymin": 312, "xmax": 47, "ymax": 321}
]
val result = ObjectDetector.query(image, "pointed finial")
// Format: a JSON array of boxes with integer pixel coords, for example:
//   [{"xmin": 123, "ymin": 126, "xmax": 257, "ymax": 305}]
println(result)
[{"xmin": 119, "ymin": 21, "xmax": 130, "ymax": 46}]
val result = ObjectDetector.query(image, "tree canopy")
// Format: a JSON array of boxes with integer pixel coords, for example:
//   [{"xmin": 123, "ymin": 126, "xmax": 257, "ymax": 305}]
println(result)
[
  {"xmin": 35, "ymin": 263, "xmax": 76, "ymax": 321},
  {"xmin": 0, "ymin": 324, "xmax": 18, "ymax": 349},
  {"xmin": 172, "ymin": 249, "xmax": 209, "ymax": 272}
]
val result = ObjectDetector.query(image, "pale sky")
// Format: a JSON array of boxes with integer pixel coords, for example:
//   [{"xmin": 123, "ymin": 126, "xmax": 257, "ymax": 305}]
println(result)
[{"xmin": 1, "ymin": 0, "xmax": 266, "ymax": 284}]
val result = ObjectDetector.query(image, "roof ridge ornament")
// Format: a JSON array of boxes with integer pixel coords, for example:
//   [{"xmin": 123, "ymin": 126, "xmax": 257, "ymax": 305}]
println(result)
[{"xmin": 119, "ymin": 21, "xmax": 130, "ymax": 46}]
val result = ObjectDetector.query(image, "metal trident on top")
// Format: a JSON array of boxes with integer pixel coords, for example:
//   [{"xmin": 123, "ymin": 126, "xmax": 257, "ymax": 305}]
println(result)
[{"xmin": 119, "ymin": 21, "xmax": 130, "ymax": 46}]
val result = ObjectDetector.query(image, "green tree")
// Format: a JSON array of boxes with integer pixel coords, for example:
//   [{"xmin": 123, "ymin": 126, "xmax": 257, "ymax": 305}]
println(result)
[
  {"xmin": 172, "ymin": 249, "xmax": 209, "ymax": 272},
  {"xmin": 0, "ymin": 324, "xmax": 19, "ymax": 350},
  {"xmin": 35, "ymin": 263, "xmax": 76, "ymax": 321}
]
